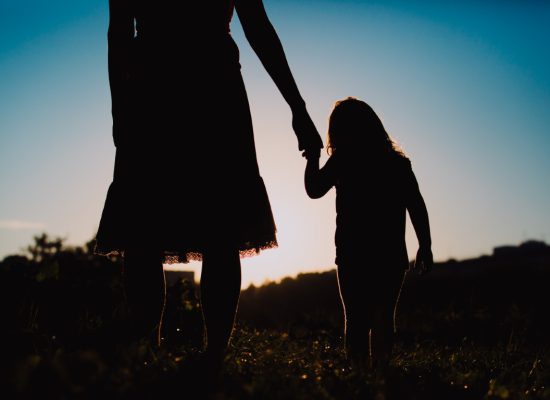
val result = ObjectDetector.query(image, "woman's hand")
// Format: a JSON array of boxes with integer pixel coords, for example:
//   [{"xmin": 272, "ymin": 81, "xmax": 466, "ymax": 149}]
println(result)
[
  {"xmin": 292, "ymin": 107, "xmax": 323, "ymax": 155},
  {"xmin": 414, "ymin": 246, "xmax": 433, "ymax": 276}
]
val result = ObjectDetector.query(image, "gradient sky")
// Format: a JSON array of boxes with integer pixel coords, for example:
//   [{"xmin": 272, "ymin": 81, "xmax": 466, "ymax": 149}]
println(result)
[{"xmin": 1, "ymin": 0, "xmax": 549, "ymax": 287}]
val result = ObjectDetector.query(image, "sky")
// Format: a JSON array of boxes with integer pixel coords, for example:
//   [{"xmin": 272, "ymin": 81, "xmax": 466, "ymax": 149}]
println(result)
[{"xmin": 1, "ymin": 0, "xmax": 549, "ymax": 287}]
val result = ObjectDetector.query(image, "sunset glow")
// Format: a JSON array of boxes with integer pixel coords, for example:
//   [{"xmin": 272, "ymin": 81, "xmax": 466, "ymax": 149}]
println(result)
[{"xmin": 1, "ymin": 1, "xmax": 549, "ymax": 287}]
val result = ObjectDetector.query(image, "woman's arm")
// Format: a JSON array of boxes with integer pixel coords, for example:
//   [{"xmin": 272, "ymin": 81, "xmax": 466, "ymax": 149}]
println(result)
[
  {"xmin": 108, "ymin": 0, "xmax": 134, "ymax": 147},
  {"xmin": 235, "ymin": 0, "xmax": 322, "ymax": 153},
  {"xmin": 305, "ymin": 153, "xmax": 336, "ymax": 199}
]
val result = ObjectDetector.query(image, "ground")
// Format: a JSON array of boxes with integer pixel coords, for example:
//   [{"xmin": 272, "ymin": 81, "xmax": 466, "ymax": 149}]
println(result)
[{"xmin": 7, "ymin": 327, "xmax": 549, "ymax": 400}]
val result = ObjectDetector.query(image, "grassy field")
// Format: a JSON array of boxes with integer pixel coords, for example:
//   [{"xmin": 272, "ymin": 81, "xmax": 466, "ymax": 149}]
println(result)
[
  {"xmin": 4, "ymin": 326, "xmax": 549, "ymax": 400},
  {"xmin": 2, "ymin": 235, "xmax": 549, "ymax": 399}
]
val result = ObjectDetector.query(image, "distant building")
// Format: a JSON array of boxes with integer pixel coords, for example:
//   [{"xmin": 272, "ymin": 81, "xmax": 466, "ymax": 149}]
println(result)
[{"xmin": 164, "ymin": 270, "xmax": 195, "ymax": 287}]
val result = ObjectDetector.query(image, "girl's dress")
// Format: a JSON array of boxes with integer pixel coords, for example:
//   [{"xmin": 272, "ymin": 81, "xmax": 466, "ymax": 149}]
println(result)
[{"xmin": 95, "ymin": 0, "xmax": 277, "ymax": 263}]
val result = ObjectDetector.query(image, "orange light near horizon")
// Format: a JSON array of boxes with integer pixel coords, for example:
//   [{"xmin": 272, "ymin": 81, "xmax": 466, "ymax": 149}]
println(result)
[{"xmin": 163, "ymin": 197, "xmax": 336, "ymax": 288}]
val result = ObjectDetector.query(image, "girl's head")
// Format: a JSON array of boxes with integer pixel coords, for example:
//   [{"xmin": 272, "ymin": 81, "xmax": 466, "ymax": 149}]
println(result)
[{"xmin": 327, "ymin": 97, "xmax": 404, "ymax": 157}]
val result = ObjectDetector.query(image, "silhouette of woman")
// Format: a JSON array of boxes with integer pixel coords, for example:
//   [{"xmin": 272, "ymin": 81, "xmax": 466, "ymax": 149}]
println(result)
[
  {"xmin": 95, "ymin": 0, "xmax": 322, "ymax": 358},
  {"xmin": 304, "ymin": 97, "xmax": 432, "ymax": 370}
]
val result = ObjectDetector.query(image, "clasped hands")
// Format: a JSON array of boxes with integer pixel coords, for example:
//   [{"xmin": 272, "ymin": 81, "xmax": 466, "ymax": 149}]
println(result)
[{"xmin": 292, "ymin": 107, "xmax": 323, "ymax": 159}]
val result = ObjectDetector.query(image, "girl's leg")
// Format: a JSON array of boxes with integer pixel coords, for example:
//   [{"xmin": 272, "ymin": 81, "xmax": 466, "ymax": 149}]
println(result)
[
  {"xmin": 123, "ymin": 247, "xmax": 166, "ymax": 345},
  {"xmin": 200, "ymin": 248, "xmax": 241, "ymax": 356},
  {"xmin": 337, "ymin": 263, "xmax": 372, "ymax": 363},
  {"xmin": 370, "ymin": 270, "xmax": 406, "ymax": 370}
]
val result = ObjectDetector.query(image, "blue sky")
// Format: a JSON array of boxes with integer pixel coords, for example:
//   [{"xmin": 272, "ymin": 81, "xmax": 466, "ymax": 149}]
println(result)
[{"xmin": 1, "ymin": 0, "xmax": 549, "ymax": 286}]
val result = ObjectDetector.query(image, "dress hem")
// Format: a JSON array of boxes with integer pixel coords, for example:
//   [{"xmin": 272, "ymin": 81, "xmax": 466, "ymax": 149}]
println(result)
[{"xmin": 94, "ymin": 239, "xmax": 278, "ymax": 264}]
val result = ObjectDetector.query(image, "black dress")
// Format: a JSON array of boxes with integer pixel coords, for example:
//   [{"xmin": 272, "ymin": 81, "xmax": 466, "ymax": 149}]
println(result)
[{"xmin": 95, "ymin": 0, "xmax": 277, "ymax": 263}]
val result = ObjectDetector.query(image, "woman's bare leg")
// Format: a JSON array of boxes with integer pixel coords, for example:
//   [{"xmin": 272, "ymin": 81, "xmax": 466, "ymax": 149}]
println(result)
[
  {"xmin": 200, "ymin": 248, "xmax": 241, "ymax": 356},
  {"xmin": 123, "ymin": 248, "xmax": 166, "ymax": 345}
]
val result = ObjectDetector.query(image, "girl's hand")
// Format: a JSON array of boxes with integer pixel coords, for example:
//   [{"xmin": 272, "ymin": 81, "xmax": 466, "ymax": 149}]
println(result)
[
  {"xmin": 414, "ymin": 246, "xmax": 433, "ymax": 276},
  {"xmin": 292, "ymin": 107, "xmax": 323, "ymax": 153}
]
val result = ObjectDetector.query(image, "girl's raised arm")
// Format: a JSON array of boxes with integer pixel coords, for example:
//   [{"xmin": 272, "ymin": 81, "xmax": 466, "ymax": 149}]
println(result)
[{"xmin": 305, "ymin": 155, "xmax": 336, "ymax": 199}]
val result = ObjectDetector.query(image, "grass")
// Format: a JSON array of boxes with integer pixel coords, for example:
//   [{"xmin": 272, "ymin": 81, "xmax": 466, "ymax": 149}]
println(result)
[
  {"xmin": 3, "ymin": 236, "xmax": 549, "ymax": 399},
  {"xmin": 6, "ymin": 326, "xmax": 549, "ymax": 400}
]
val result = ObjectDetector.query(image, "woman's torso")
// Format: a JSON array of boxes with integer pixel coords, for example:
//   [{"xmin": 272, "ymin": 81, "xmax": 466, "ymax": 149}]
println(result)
[
  {"xmin": 126, "ymin": 0, "xmax": 244, "ymax": 148},
  {"xmin": 133, "ymin": 0, "xmax": 235, "ymax": 40},
  {"xmin": 129, "ymin": 0, "xmax": 240, "ymax": 78}
]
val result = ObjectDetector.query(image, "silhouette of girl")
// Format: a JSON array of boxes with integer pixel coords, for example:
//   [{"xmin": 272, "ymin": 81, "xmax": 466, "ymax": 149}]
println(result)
[
  {"xmin": 95, "ymin": 0, "xmax": 322, "ymax": 360},
  {"xmin": 304, "ymin": 97, "xmax": 432, "ymax": 369}
]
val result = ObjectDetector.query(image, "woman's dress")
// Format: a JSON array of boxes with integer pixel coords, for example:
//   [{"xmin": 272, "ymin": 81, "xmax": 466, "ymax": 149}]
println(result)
[{"xmin": 95, "ymin": 0, "xmax": 277, "ymax": 263}]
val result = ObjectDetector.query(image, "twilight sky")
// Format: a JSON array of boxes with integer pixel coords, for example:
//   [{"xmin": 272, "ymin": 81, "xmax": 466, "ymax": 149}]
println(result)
[{"xmin": 1, "ymin": 0, "xmax": 549, "ymax": 287}]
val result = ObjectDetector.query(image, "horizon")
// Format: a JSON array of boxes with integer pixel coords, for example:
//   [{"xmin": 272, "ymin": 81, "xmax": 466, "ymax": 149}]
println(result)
[
  {"xmin": 4, "ymin": 232, "xmax": 546, "ymax": 288},
  {"xmin": 1, "ymin": 1, "xmax": 549, "ymax": 288}
]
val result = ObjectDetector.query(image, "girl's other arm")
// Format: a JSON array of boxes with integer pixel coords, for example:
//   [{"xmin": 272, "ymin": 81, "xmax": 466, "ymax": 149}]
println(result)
[
  {"xmin": 405, "ymin": 161, "xmax": 433, "ymax": 272},
  {"xmin": 305, "ymin": 153, "xmax": 335, "ymax": 199},
  {"xmin": 108, "ymin": 0, "xmax": 134, "ymax": 147}
]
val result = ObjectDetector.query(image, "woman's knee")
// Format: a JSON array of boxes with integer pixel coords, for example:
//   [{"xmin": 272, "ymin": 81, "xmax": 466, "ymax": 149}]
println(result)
[
  {"xmin": 124, "ymin": 246, "xmax": 163, "ymax": 266},
  {"xmin": 203, "ymin": 247, "xmax": 240, "ymax": 267}
]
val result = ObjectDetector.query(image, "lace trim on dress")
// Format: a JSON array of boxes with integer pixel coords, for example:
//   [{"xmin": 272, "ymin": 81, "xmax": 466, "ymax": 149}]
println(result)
[{"xmin": 94, "ymin": 239, "xmax": 278, "ymax": 264}]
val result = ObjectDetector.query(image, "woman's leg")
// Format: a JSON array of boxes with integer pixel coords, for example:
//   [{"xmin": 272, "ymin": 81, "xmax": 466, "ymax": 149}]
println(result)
[
  {"xmin": 123, "ymin": 247, "xmax": 166, "ymax": 345},
  {"xmin": 200, "ymin": 248, "xmax": 241, "ymax": 356},
  {"xmin": 337, "ymin": 263, "xmax": 372, "ymax": 363}
]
